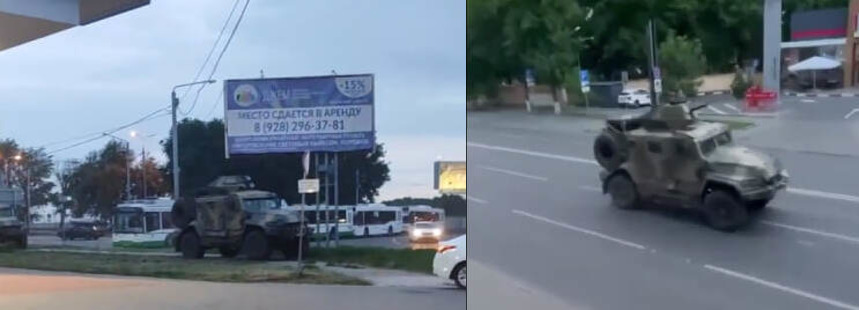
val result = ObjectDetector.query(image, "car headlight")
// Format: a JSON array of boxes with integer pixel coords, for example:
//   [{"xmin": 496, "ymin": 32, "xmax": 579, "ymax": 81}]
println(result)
[
  {"xmin": 432, "ymin": 229, "xmax": 442, "ymax": 237},
  {"xmin": 412, "ymin": 230, "xmax": 421, "ymax": 237}
]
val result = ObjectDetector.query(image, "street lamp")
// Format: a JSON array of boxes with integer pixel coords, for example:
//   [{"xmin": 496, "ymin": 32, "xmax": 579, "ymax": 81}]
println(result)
[
  {"xmin": 171, "ymin": 80, "xmax": 216, "ymax": 199},
  {"xmin": 104, "ymin": 132, "xmax": 132, "ymax": 200},
  {"xmin": 129, "ymin": 130, "xmax": 157, "ymax": 198}
]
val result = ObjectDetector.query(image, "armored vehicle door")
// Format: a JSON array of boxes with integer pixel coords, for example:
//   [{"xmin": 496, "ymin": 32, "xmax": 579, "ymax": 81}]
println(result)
[
  {"xmin": 663, "ymin": 137, "xmax": 706, "ymax": 204},
  {"xmin": 195, "ymin": 194, "xmax": 245, "ymax": 238}
]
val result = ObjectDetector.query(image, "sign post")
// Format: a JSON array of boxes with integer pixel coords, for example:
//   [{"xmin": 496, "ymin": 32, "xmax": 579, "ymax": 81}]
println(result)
[
  {"xmin": 580, "ymin": 69, "xmax": 590, "ymax": 109},
  {"xmin": 525, "ymin": 68, "xmax": 535, "ymax": 112}
]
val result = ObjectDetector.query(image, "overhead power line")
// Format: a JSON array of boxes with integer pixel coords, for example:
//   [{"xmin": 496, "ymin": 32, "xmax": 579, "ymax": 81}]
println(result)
[
  {"xmin": 186, "ymin": 0, "xmax": 251, "ymax": 116},
  {"xmin": 180, "ymin": 0, "xmax": 242, "ymax": 105},
  {"xmin": 44, "ymin": 107, "xmax": 169, "ymax": 155}
]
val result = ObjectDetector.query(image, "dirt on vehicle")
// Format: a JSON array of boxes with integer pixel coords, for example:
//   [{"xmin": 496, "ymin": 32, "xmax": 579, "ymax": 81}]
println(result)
[
  {"xmin": 593, "ymin": 102, "xmax": 789, "ymax": 231},
  {"xmin": 171, "ymin": 176, "xmax": 308, "ymax": 260}
]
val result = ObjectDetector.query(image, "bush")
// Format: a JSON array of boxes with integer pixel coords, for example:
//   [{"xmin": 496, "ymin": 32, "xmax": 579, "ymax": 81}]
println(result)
[
  {"xmin": 730, "ymin": 71, "xmax": 752, "ymax": 99},
  {"xmin": 658, "ymin": 34, "xmax": 707, "ymax": 97}
]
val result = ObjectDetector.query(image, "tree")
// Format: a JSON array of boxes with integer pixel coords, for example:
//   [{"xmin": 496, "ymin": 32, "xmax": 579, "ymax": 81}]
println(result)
[
  {"xmin": 502, "ymin": 0, "xmax": 585, "ymax": 103},
  {"xmin": 130, "ymin": 156, "xmax": 168, "ymax": 199},
  {"xmin": 162, "ymin": 118, "xmax": 391, "ymax": 205},
  {"xmin": 68, "ymin": 141, "xmax": 130, "ymax": 220},
  {"xmin": 0, "ymin": 140, "xmax": 55, "ymax": 224},
  {"xmin": 659, "ymin": 33, "xmax": 708, "ymax": 96},
  {"xmin": 467, "ymin": 0, "xmax": 514, "ymax": 100},
  {"xmin": 52, "ymin": 160, "xmax": 79, "ymax": 237}
]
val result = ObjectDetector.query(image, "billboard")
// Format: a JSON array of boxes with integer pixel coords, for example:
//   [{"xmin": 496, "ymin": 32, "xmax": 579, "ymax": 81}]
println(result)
[
  {"xmin": 224, "ymin": 74, "xmax": 375, "ymax": 155},
  {"xmin": 434, "ymin": 161, "xmax": 466, "ymax": 194}
]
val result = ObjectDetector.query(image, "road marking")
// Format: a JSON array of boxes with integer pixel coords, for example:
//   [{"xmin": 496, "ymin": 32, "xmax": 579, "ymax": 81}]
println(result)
[
  {"xmin": 760, "ymin": 220, "xmax": 859, "ymax": 245},
  {"xmin": 466, "ymin": 196, "xmax": 488, "ymax": 205},
  {"xmin": 844, "ymin": 108, "xmax": 859, "ymax": 120},
  {"xmin": 787, "ymin": 187, "xmax": 859, "ymax": 204},
  {"xmin": 801, "ymin": 99, "xmax": 816, "ymax": 103},
  {"xmin": 707, "ymin": 106, "xmax": 727, "ymax": 115},
  {"xmin": 579, "ymin": 185, "xmax": 602, "ymax": 192},
  {"xmin": 480, "ymin": 165, "xmax": 548, "ymax": 182},
  {"xmin": 723, "ymin": 103, "xmax": 741, "ymax": 113},
  {"xmin": 512, "ymin": 209, "xmax": 646, "ymax": 250},
  {"xmin": 467, "ymin": 142, "xmax": 598, "ymax": 165},
  {"xmin": 469, "ymin": 141, "xmax": 859, "ymax": 205},
  {"xmin": 704, "ymin": 264, "xmax": 859, "ymax": 310}
]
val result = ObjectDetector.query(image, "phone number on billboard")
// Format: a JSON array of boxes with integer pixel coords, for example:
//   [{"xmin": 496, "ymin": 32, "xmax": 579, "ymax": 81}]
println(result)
[{"xmin": 253, "ymin": 120, "xmax": 347, "ymax": 134}]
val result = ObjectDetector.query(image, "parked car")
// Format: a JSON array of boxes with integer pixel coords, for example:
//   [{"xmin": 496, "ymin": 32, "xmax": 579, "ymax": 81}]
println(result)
[
  {"xmin": 617, "ymin": 88, "xmax": 651, "ymax": 108},
  {"xmin": 58, "ymin": 221, "xmax": 104, "ymax": 240},
  {"xmin": 409, "ymin": 221, "xmax": 443, "ymax": 243},
  {"xmin": 433, "ymin": 234, "xmax": 466, "ymax": 289}
]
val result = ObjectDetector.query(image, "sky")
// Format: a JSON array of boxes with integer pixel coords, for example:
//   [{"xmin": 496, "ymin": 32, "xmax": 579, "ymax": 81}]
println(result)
[{"xmin": 0, "ymin": 0, "xmax": 464, "ymax": 201}]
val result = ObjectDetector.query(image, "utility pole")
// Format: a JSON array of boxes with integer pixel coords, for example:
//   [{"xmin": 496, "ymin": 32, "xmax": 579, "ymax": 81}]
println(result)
[
  {"xmin": 314, "ymin": 152, "xmax": 321, "ymax": 248},
  {"xmin": 355, "ymin": 168, "xmax": 360, "ymax": 204},
  {"xmin": 171, "ymin": 80, "xmax": 216, "ymax": 199},
  {"xmin": 647, "ymin": 19, "xmax": 660, "ymax": 107},
  {"xmin": 333, "ymin": 153, "xmax": 340, "ymax": 246},
  {"xmin": 142, "ymin": 146, "xmax": 147, "ymax": 198}
]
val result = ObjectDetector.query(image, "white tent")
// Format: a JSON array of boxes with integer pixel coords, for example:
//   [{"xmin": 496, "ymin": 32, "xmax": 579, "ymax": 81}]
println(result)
[{"xmin": 787, "ymin": 56, "xmax": 842, "ymax": 89}]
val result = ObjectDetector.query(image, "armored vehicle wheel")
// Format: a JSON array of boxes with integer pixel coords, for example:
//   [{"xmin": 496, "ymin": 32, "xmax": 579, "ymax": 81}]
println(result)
[
  {"xmin": 747, "ymin": 199, "xmax": 769, "ymax": 211},
  {"xmin": 219, "ymin": 246, "xmax": 240, "ymax": 258},
  {"xmin": 607, "ymin": 173, "xmax": 639, "ymax": 209},
  {"xmin": 244, "ymin": 230, "xmax": 272, "ymax": 260},
  {"xmin": 703, "ymin": 190, "xmax": 749, "ymax": 232},
  {"xmin": 180, "ymin": 231, "xmax": 204, "ymax": 259},
  {"xmin": 594, "ymin": 133, "xmax": 627, "ymax": 170}
]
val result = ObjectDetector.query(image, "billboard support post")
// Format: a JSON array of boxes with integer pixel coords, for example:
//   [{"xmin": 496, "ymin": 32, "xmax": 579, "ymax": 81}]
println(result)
[
  {"xmin": 171, "ymin": 79, "xmax": 216, "ymax": 199},
  {"xmin": 334, "ymin": 152, "xmax": 340, "ymax": 246}
]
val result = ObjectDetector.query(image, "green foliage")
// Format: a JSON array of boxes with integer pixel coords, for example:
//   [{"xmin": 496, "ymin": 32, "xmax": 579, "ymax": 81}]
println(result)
[
  {"xmin": 658, "ymin": 34, "xmax": 707, "ymax": 96},
  {"xmin": 68, "ymin": 141, "xmax": 132, "ymax": 219},
  {"xmin": 0, "ymin": 139, "xmax": 55, "ymax": 223},
  {"xmin": 162, "ymin": 119, "xmax": 390, "ymax": 205},
  {"xmin": 383, "ymin": 194, "xmax": 467, "ymax": 217},
  {"xmin": 730, "ymin": 70, "xmax": 752, "ymax": 99},
  {"xmin": 310, "ymin": 246, "xmax": 436, "ymax": 274}
]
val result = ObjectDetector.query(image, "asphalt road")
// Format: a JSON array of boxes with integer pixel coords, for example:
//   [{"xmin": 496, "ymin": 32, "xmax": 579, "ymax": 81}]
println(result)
[
  {"xmin": 467, "ymin": 108, "xmax": 859, "ymax": 310},
  {"xmin": 0, "ymin": 267, "xmax": 465, "ymax": 310}
]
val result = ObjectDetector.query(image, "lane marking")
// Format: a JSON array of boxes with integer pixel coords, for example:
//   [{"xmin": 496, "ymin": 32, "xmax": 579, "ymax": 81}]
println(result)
[
  {"xmin": 707, "ymin": 106, "xmax": 727, "ymax": 115},
  {"xmin": 579, "ymin": 185, "xmax": 602, "ymax": 192},
  {"xmin": 466, "ymin": 196, "xmax": 488, "ymax": 205},
  {"xmin": 844, "ymin": 108, "xmax": 859, "ymax": 120},
  {"xmin": 723, "ymin": 103, "xmax": 741, "ymax": 113},
  {"xmin": 469, "ymin": 141, "xmax": 859, "ymax": 205},
  {"xmin": 480, "ymin": 165, "xmax": 548, "ymax": 182},
  {"xmin": 760, "ymin": 220, "xmax": 859, "ymax": 245},
  {"xmin": 512, "ymin": 209, "xmax": 646, "ymax": 250},
  {"xmin": 801, "ymin": 99, "xmax": 816, "ymax": 103},
  {"xmin": 704, "ymin": 264, "xmax": 859, "ymax": 310},
  {"xmin": 467, "ymin": 142, "xmax": 598, "ymax": 165},
  {"xmin": 787, "ymin": 187, "xmax": 859, "ymax": 204}
]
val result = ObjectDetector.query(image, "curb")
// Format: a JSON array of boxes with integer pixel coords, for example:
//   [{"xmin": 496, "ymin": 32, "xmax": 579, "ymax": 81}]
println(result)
[
  {"xmin": 783, "ymin": 92, "xmax": 859, "ymax": 98},
  {"xmin": 696, "ymin": 90, "xmax": 730, "ymax": 96}
]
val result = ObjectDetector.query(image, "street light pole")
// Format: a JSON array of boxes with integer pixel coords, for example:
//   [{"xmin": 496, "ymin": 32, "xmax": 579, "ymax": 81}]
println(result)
[{"xmin": 171, "ymin": 80, "xmax": 216, "ymax": 199}]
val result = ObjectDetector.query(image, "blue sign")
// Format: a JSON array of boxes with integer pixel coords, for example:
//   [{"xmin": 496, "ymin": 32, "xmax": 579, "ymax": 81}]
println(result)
[
  {"xmin": 580, "ymin": 70, "xmax": 589, "ymax": 87},
  {"xmin": 525, "ymin": 68, "xmax": 535, "ymax": 87},
  {"xmin": 224, "ymin": 74, "xmax": 375, "ymax": 155}
]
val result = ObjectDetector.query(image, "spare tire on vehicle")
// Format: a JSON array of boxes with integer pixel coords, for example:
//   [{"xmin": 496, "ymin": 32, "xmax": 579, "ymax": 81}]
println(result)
[
  {"xmin": 171, "ymin": 197, "xmax": 197, "ymax": 230},
  {"xmin": 593, "ymin": 132, "xmax": 627, "ymax": 170}
]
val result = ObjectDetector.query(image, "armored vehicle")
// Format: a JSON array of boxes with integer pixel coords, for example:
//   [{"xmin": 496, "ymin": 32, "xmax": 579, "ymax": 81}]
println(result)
[
  {"xmin": 593, "ymin": 103, "xmax": 789, "ymax": 231},
  {"xmin": 0, "ymin": 205, "xmax": 26, "ymax": 248},
  {"xmin": 172, "ymin": 176, "xmax": 308, "ymax": 260}
]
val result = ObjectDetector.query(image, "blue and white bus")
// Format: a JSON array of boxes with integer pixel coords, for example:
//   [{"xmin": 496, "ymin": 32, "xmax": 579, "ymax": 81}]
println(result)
[
  {"xmin": 352, "ymin": 204, "xmax": 403, "ymax": 237},
  {"xmin": 113, "ymin": 199, "xmax": 176, "ymax": 247}
]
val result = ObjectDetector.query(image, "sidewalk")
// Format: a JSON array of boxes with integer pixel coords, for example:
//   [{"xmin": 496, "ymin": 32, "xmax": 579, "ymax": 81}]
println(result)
[{"xmin": 469, "ymin": 260, "xmax": 585, "ymax": 310}]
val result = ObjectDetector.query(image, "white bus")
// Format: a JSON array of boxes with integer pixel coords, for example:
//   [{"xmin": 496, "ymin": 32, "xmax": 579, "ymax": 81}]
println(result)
[
  {"xmin": 401, "ymin": 205, "xmax": 446, "ymax": 232},
  {"xmin": 352, "ymin": 204, "xmax": 403, "ymax": 237},
  {"xmin": 113, "ymin": 199, "xmax": 176, "ymax": 247},
  {"xmin": 293, "ymin": 206, "xmax": 355, "ymax": 238}
]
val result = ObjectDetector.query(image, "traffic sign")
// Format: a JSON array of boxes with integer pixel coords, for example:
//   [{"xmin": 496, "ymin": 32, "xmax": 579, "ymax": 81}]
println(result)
[
  {"xmin": 653, "ymin": 67, "xmax": 661, "ymax": 80},
  {"xmin": 654, "ymin": 79, "xmax": 663, "ymax": 93},
  {"xmin": 580, "ymin": 69, "xmax": 590, "ymax": 87},
  {"xmin": 298, "ymin": 179, "xmax": 320, "ymax": 194}
]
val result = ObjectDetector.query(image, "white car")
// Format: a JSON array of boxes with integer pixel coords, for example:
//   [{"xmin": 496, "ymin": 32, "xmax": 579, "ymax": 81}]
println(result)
[
  {"xmin": 433, "ymin": 234, "xmax": 466, "ymax": 289},
  {"xmin": 409, "ymin": 221, "xmax": 443, "ymax": 243},
  {"xmin": 617, "ymin": 88, "xmax": 652, "ymax": 108}
]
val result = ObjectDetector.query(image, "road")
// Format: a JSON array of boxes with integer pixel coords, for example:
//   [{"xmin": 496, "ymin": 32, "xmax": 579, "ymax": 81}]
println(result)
[
  {"xmin": 0, "ymin": 267, "xmax": 464, "ymax": 310},
  {"xmin": 467, "ymin": 104, "xmax": 859, "ymax": 310}
]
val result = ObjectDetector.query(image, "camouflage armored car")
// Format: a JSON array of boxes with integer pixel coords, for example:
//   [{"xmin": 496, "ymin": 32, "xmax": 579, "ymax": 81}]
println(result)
[
  {"xmin": 593, "ymin": 103, "xmax": 789, "ymax": 231},
  {"xmin": 0, "ymin": 205, "xmax": 26, "ymax": 249},
  {"xmin": 172, "ymin": 176, "xmax": 308, "ymax": 260}
]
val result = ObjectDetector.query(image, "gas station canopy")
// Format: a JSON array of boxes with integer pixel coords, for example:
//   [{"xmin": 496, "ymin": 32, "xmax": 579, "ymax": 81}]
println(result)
[{"xmin": 0, "ymin": 0, "xmax": 149, "ymax": 51}]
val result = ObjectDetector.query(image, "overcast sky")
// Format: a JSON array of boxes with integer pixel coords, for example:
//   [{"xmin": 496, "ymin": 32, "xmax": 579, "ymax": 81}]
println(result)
[{"xmin": 0, "ymin": 0, "xmax": 464, "ymax": 201}]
